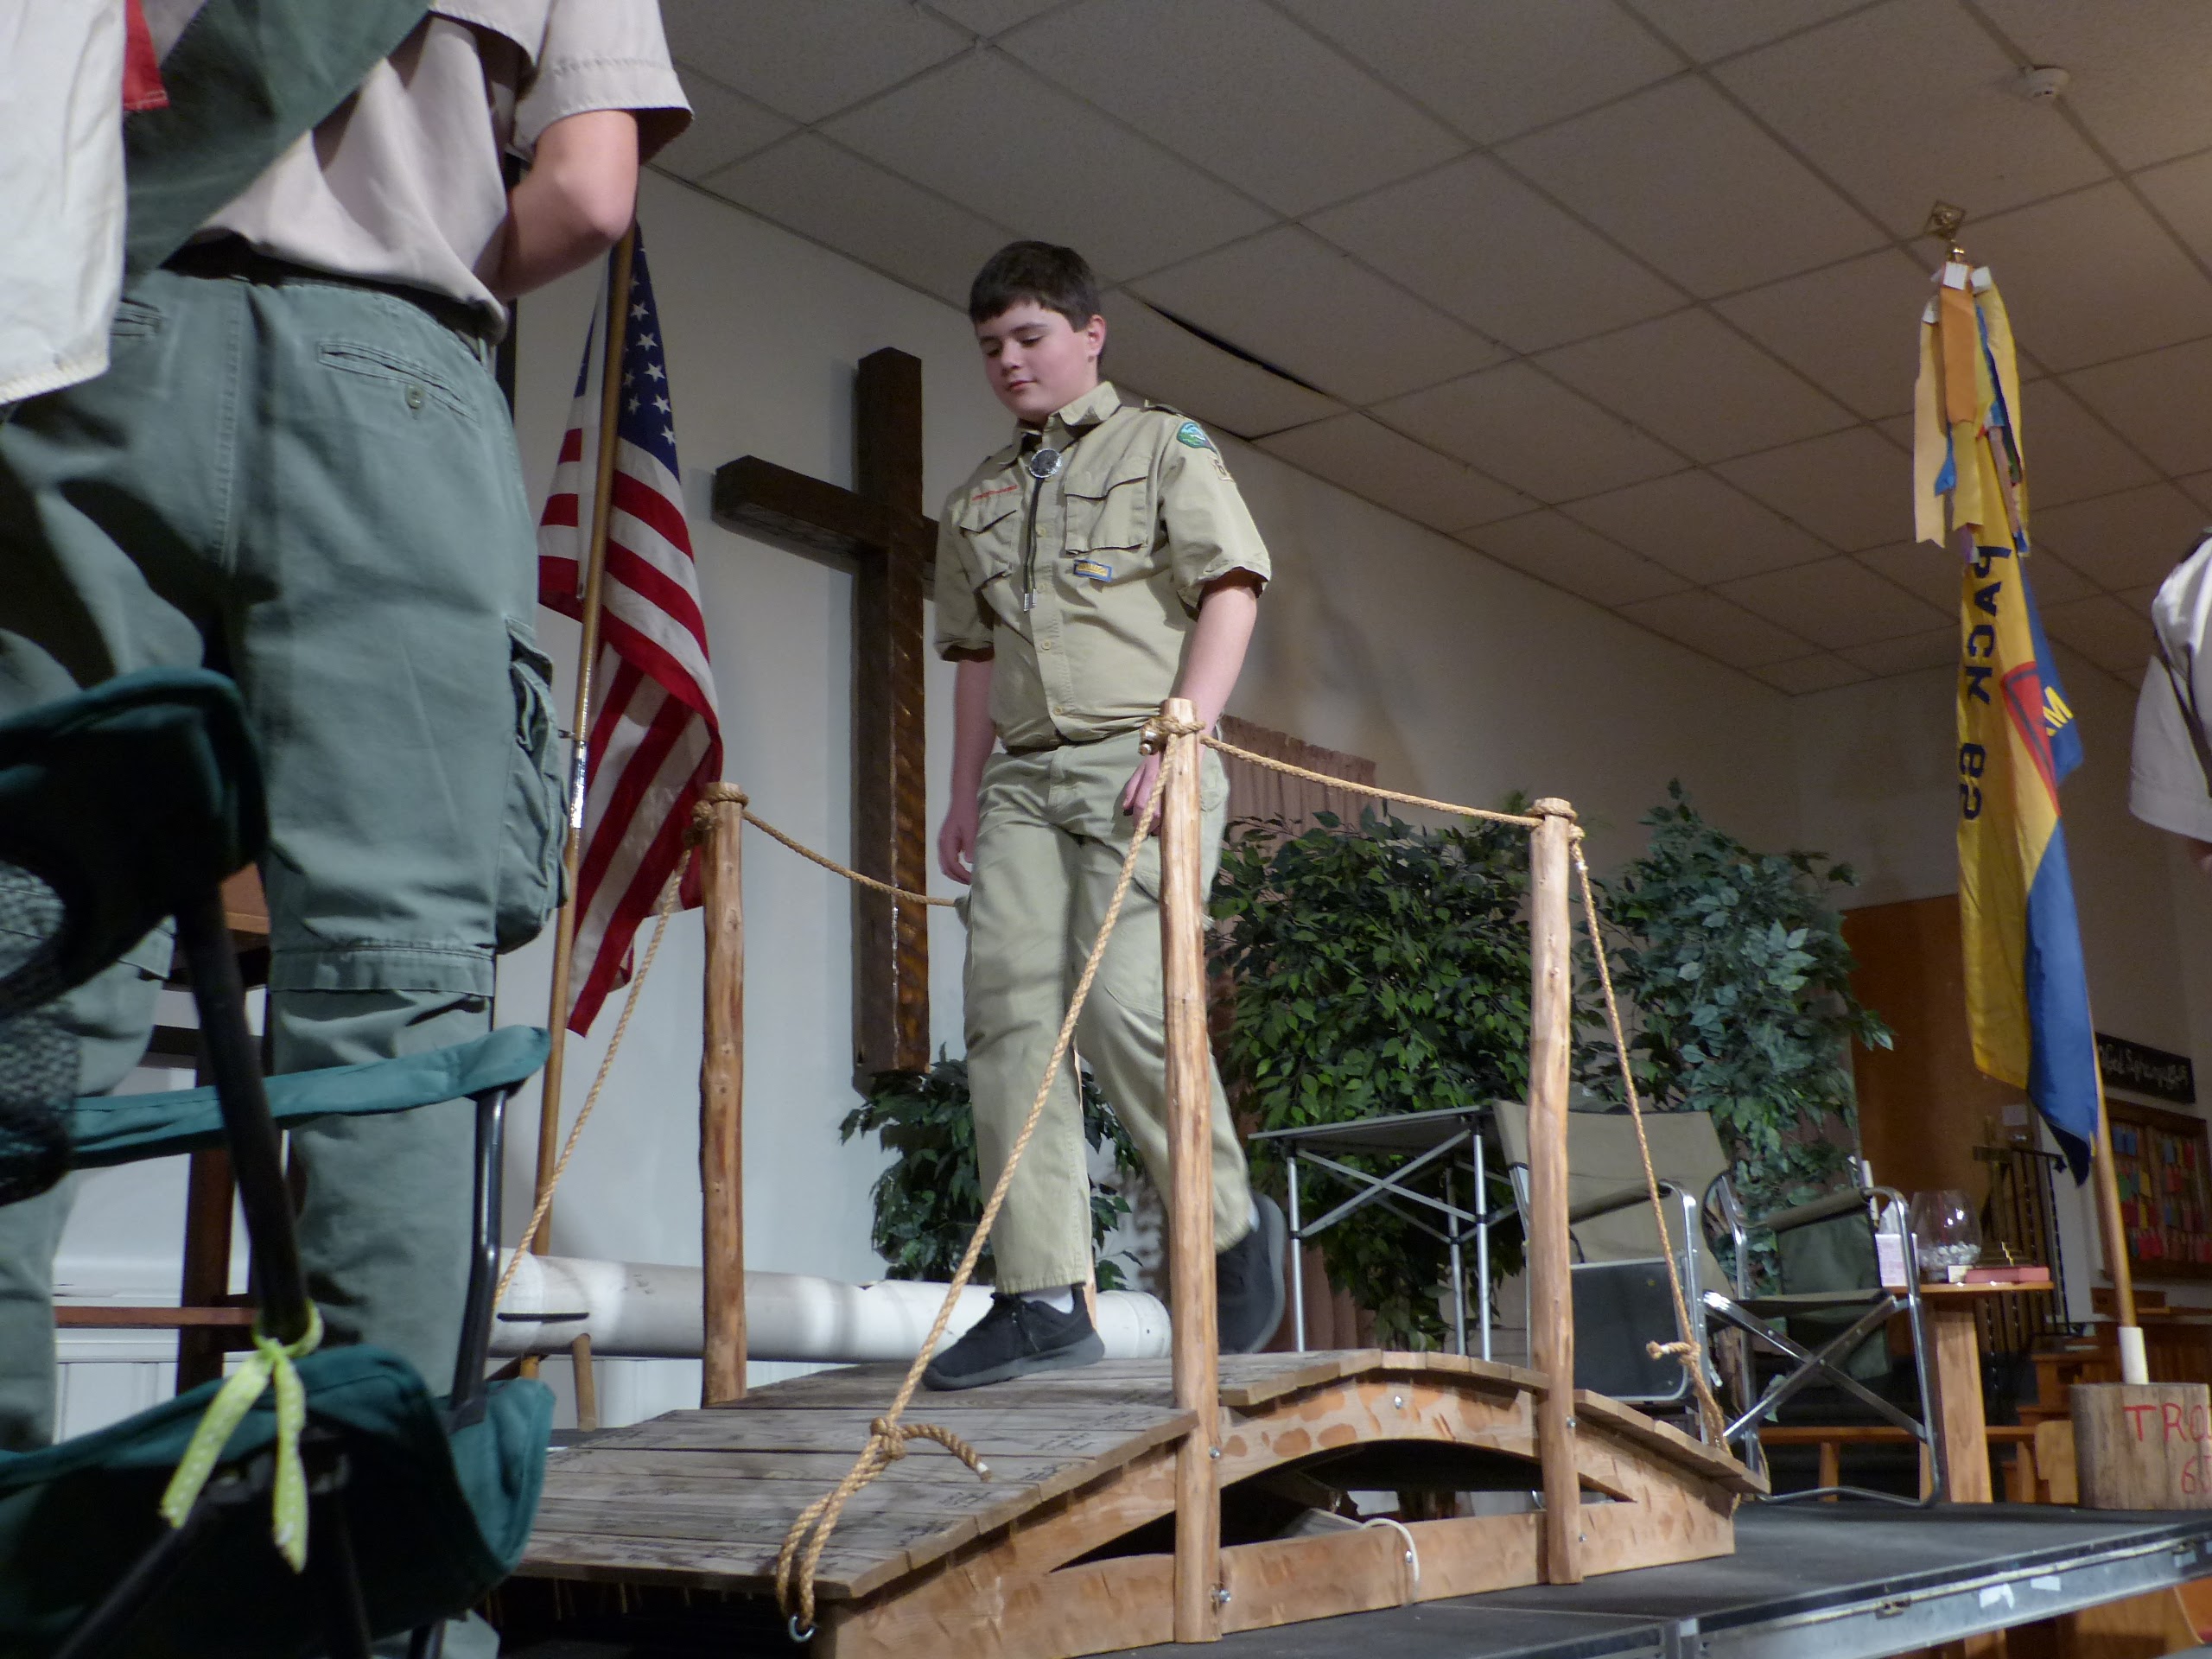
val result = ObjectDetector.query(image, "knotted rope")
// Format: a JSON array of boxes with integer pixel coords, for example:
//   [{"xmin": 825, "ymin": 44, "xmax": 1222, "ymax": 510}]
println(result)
[
  {"xmin": 1571, "ymin": 835, "xmax": 1730, "ymax": 1446},
  {"xmin": 772, "ymin": 728, "xmax": 1176, "ymax": 1637},
  {"xmin": 161, "ymin": 1303, "xmax": 325, "ymax": 1571}
]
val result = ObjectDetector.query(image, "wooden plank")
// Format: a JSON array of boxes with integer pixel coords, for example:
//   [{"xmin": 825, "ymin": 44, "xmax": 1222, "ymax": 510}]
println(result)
[
  {"xmin": 1928, "ymin": 1296, "xmax": 1994, "ymax": 1502},
  {"xmin": 575, "ymin": 1404, "xmax": 1191, "ymax": 1454},
  {"xmin": 543, "ymin": 1448, "xmax": 1101, "ymax": 1487},
  {"xmin": 746, "ymin": 1359, "xmax": 1185, "ymax": 1408},
  {"xmin": 2070, "ymin": 1382, "xmax": 2212, "ymax": 1510},
  {"xmin": 1573, "ymin": 1390, "xmax": 1764, "ymax": 1495},
  {"xmin": 1217, "ymin": 1350, "xmax": 1546, "ymax": 1410},
  {"xmin": 1218, "ymin": 1526, "xmax": 1410, "ymax": 1629},
  {"xmin": 55, "ymin": 1305, "xmax": 252, "ymax": 1328}
]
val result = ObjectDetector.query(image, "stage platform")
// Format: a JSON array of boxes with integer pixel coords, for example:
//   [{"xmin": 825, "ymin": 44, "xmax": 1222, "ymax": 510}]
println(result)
[{"xmin": 502, "ymin": 1504, "xmax": 2212, "ymax": 1658}]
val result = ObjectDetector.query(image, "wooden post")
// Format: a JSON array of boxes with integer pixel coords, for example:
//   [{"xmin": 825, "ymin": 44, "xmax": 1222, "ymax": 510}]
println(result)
[
  {"xmin": 2070, "ymin": 1382, "xmax": 2212, "ymax": 1509},
  {"xmin": 1158, "ymin": 698, "xmax": 1221, "ymax": 1643},
  {"xmin": 698, "ymin": 790, "xmax": 747, "ymax": 1405},
  {"xmin": 525, "ymin": 229, "xmax": 636, "ymax": 1383},
  {"xmin": 1527, "ymin": 798, "xmax": 1582, "ymax": 1586}
]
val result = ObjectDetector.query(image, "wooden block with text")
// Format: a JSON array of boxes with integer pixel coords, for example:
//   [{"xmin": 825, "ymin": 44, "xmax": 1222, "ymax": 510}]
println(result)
[{"xmin": 2070, "ymin": 1382, "xmax": 2212, "ymax": 1510}]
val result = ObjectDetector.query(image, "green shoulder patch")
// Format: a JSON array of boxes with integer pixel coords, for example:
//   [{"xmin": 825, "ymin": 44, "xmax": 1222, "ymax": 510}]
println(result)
[{"xmin": 1174, "ymin": 419, "xmax": 1212, "ymax": 451}]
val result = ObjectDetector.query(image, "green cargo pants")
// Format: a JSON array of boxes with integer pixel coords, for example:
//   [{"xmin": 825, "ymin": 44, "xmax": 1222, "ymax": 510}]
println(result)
[
  {"xmin": 963, "ymin": 727, "xmax": 1252, "ymax": 1294},
  {"xmin": 0, "ymin": 262, "xmax": 564, "ymax": 1450}
]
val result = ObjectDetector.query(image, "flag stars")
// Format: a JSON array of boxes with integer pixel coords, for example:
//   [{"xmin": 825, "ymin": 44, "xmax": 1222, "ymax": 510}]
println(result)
[
  {"xmin": 631, "ymin": 300, "xmax": 649, "ymax": 320},
  {"xmin": 645, "ymin": 362, "xmax": 665, "ymax": 382},
  {"xmin": 653, "ymin": 394, "xmax": 671, "ymax": 415}
]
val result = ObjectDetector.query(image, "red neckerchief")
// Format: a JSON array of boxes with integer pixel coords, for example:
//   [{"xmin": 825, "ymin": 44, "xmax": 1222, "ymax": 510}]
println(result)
[{"xmin": 123, "ymin": 0, "xmax": 168, "ymax": 112}]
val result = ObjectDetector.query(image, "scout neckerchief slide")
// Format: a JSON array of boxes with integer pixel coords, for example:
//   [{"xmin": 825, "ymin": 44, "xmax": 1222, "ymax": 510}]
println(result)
[{"xmin": 159, "ymin": 1302, "xmax": 325, "ymax": 1571}]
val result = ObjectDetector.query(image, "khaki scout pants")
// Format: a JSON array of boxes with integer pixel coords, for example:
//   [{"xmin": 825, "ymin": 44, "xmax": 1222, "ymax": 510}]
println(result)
[
  {"xmin": 965, "ymin": 728, "xmax": 1252, "ymax": 1294},
  {"xmin": 0, "ymin": 264, "xmax": 563, "ymax": 1451}
]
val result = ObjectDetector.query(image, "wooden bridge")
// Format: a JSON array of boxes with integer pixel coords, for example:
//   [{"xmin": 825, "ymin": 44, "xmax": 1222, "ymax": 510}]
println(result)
[{"xmin": 519, "ymin": 1350, "xmax": 1761, "ymax": 1657}]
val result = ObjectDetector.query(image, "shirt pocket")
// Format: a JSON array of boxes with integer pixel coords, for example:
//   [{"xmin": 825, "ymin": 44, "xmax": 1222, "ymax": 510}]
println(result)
[
  {"xmin": 1062, "ymin": 458, "xmax": 1156, "ymax": 567},
  {"xmin": 957, "ymin": 486, "xmax": 1024, "ymax": 609}
]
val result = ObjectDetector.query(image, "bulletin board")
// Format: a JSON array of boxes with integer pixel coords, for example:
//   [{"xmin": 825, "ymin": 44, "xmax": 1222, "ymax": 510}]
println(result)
[{"xmin": 2108, "ymin": 1096, "xmax": 2212, "ymax": 1279}]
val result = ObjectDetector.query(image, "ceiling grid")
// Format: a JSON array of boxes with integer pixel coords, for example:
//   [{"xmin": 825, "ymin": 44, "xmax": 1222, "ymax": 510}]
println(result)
[{"xmin": 651, "ymin": 0, "xmax": 2212, "ymax": 692}]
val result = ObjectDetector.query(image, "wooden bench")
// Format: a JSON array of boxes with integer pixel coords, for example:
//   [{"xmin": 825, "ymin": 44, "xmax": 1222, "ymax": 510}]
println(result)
[{"xmin": 1757, "ymin": 1422, "xmax": 2048, "ymax": 1501}]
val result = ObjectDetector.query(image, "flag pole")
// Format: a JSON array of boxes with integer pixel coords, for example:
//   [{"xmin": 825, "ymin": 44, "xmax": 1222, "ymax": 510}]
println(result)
[
  {"xmin": 2089, "ymin": 1051, "xmax": 2147, "ymax": 1382},
  {"xmin": 530, "ymin": 227, "xmax": 639, "ymax": 1312}
]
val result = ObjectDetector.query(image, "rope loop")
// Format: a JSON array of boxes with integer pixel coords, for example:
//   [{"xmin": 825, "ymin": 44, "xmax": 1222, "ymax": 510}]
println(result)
[{"xmin": 160, "ymin": 1302, "xmax": 325, "ymax": 1572}]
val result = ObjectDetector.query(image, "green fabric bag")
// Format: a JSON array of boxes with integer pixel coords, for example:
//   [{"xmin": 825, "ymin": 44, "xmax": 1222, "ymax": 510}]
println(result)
[{"xmin": 0, "ymin": 1350, "xmax": 551, "ymax": 1658}]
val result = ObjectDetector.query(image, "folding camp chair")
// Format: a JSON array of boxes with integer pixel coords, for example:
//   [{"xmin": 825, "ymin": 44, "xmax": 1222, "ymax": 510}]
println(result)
[
  {"xmin": 1703, "ymin": 1179, "xmax": 1946, "ymax": 1503},
  {"xmin": 0, "ymin": 669, "xmax": 554, "ymax": 1658},
  {"xmin": 1493, "ymin": 1101, "xmax": 1733, "ymax": 1424}
]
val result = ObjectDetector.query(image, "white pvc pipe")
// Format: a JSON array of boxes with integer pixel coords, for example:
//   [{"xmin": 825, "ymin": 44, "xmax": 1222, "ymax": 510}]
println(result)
[{"xmin": 489, "ymin": 1252, "xmax": 1173, "ymax": 1364}]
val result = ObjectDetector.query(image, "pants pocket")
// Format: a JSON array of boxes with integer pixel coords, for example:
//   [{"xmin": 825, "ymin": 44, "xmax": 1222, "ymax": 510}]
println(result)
[{"xmin": 495, "ymin": 620, "xmax": 567, "ymax": 952}]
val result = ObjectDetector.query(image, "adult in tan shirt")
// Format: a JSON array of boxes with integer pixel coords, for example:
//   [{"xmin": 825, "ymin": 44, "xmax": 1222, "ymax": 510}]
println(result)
[{"xmin": 925, "ymin": 241, "xmax": 1284, "ymax": 1390}]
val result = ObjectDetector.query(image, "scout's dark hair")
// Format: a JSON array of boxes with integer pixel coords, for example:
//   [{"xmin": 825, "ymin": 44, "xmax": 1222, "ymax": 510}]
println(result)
[{"xmin": 968, "ymin": 241, "xmax": 1101, "ymax": 329}]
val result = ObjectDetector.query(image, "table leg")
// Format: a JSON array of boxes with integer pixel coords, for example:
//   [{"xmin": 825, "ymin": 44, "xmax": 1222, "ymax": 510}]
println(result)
[{"xmin": 1929, "ymin": 1297, "xmax": 1993, "ymax": 1502}]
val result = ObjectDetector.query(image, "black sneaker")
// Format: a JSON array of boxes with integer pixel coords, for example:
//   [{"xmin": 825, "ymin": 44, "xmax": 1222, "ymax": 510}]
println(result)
[
  {"xmin": 922, "ymin": 1290, "xmax": 1105, "ymax": 1390},
  {"xmin": 1217, "ymin": 1195, "xmax": 1288, "ymax": 1353}
]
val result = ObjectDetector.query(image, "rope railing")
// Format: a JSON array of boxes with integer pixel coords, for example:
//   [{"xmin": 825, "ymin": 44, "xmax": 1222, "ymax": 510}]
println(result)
[{"xmin": 1199, "ymin": 733, "xmax": 1542, "ymax": 828}]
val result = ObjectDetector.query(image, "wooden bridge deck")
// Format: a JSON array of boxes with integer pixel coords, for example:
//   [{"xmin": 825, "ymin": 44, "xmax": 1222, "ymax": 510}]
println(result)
[{"xmin": 520, "ymin": 1351, "xmax": 1761, "ymax": 1657}]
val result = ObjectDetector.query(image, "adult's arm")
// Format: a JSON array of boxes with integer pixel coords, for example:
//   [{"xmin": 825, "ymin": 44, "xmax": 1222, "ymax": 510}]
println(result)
[{"xmin": 486, "ymin": 107, "xmax": 639, "ymax": 299}]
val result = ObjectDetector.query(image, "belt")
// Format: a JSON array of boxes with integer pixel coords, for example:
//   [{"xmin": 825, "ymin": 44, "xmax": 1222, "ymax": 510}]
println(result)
[{"xmin": 161, "ymin": 238, "xmax": 498, "ymax": 345}]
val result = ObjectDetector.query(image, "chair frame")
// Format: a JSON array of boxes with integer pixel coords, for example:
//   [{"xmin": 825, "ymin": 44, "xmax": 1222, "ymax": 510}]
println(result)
[{"xmin": 1702, "ymin": 1181, "xmax": 1947, "ymax": 1504}]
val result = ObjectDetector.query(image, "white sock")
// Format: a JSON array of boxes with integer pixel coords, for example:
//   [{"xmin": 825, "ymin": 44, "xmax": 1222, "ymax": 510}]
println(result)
[{"xmin": 1021, "ymin": 1287, "xmax": 1076, "ymax": 1314}]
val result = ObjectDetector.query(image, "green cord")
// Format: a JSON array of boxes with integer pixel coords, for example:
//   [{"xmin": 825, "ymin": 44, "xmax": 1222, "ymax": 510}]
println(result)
[{"xmin": 159, "ymin": 1303, "xmax": 324, "ymax": 1573}]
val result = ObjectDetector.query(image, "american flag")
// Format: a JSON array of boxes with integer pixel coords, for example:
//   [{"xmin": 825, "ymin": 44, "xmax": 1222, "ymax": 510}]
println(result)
[{"xmin": 537, "ymin": 232, "xmax": 721, "ymax": 1033}]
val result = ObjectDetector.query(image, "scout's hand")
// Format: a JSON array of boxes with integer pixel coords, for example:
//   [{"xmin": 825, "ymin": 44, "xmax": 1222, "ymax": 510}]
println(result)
[
  {"xmin": 1120, "ymin": 753, "xmax": 1164, "ymax": 836},
  {"xmin": 938, "ymin": 798, "xmax": 980, "ymax": 885}
]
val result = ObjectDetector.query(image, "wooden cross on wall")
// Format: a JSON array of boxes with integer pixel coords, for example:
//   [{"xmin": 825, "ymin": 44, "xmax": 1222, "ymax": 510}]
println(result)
[{"xmin": 710, "ymin": 348, "xmax": 936, "ymax": 1084}]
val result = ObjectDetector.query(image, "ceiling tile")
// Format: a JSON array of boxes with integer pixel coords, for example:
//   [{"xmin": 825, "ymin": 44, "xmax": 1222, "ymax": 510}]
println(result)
[
  {"xmin": 2063, "ymin": 340, "xmax": 2212, "ymax": 480},
  {"xmin": 1752, "ymin": 653, "xmax": 1872, "ymax": 693},
  {"xmin": 702, "ymin": 135, "xmax": 1013, "ymax": 307},
  {"xmin": 1456, "ymin": 510, "xmax": 1689, "ymax": 605},
  {"xmin": 925, "ymin": 0, "xmax": 1054, "ymax": 35},
  {"xmin": 1716, "ymin": 0, "xmax": 2107, "ymax": 240},
  {"xmin": 1715, "ymin": 556, "xmax": 1947, "ymax": 648},
  {"xmin": 2039, "ymin": 593, "xmax": 2157, "ymax": 677},
  {"xmin": 1566, "ymin": 469, "xmax": 1833, "ymax": 582},
  {"xmin": 2136, "ymin": 152, "xmax": 2212, "ymax": 270},
  {"xmin": 1536, "ymin": 308, "xmax": 1855, "ymax": 463},
  {"xmin": 1853, "ymin": 541, "xmax": 1962, "ymax": 607},
  {"xmin": 1258, "ymin": 413, "xmax": 1532, "ymax": 532},
  {"xmin": 2177, "ymin": 471, "xmax": 2212, "ymax": 515},
  {"xmin": 1618, "ymin": 588, "xmax": 1814, "ymax": 667},
  {"xmin": 1308, "ymin": 154, "xmax": 1684, "ymax": 353},
  {"xmin": 1964, "ymin": 183, "xmax": 2212, "ymax": 372},
  {"xmin": 1498, "ymin": 78, "xmax": 1886, "ymax": 297},
  {"xmin": 661, "ymin": 0, "xmax": 969, "ymax": 123},
  {"xmin": 2031, "ymin": 483, "xmax": 2209, "ymax": 590},
  {"xmin": 1275, "ymin": 0, "xmax": 1679, "ymax": 144},
  {"xmin": 2118, "ymin": 582, "xmax": 2164, "ymax": 610},
  {"xmin": 2018, "ymin": 378, "xmax": 2159, "ymax": 506},
  {"xmin": 1374, "ymin": 363, "xmax": 1684, "ymax": 501},
  {"xmin": 1843, "ymin": 626, "xmax": 1957, "ymax": 676},
  {"xmin": 1716, "ymin": 427, "xmax": 1914, "ymax": 550},
  {"xmin": 1714, "ymin": 249, "xmax": 1934, "ymax": 420},
  {"xmin": 825, "ymin": 52, "xmax": 1272, "ymax": 280},
  {"xmin": 655, "ymin": 67, "xmax": 796, "ymax": 181},
  {"xmin": 1618, "ymin": 0, "xmax": 1869, "ymax": 60},
  {"xmin": 1096, "ymin": 295, "xmax": 1344, "ymax": 438},
  {"xmin": 1001, "ymin": 0, "xmax": 1461, "ymax": 217},
  {"xmin": 1133, "ymin": 227, "xmax": 1503, "ymax": 404},
  {"xmin": 1979, "ymin": 0, "xmax": 2212, "ymax": 170}
]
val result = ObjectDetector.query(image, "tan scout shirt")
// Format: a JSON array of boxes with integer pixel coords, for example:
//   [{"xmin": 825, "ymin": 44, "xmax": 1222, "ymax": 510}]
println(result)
[
  {"xmin": 934, "ymin": 382, "xmax": 1270, "ymax": 751},
  {"xmin": 2132, "ymin": 531, "xmax": 2212, "ymax": 841}
]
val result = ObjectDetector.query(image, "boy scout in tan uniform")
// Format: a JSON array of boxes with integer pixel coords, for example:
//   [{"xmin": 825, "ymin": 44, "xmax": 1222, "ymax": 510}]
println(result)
[{"xmin": 927, "ymin": 242, "xmax": 1286, "ymax": 1389}]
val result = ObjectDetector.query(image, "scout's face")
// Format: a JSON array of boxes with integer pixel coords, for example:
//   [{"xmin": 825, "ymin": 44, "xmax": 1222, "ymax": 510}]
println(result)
[{"xmin": 975, "ymin": 301, "xmax": 1105, "ymax": 425}]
